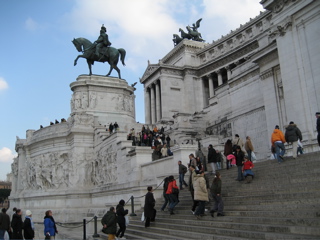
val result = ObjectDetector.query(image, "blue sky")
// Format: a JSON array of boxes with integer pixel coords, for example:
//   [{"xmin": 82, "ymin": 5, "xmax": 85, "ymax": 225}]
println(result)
[{"xmin": 0, "ymin": 0, "xmax": 264, "ymax": 180}]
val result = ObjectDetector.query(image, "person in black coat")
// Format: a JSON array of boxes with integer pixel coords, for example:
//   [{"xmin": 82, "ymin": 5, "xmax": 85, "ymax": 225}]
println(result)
[
  {"xmin": 11, "ymin": 209, "xmax": 23, "ymax": 239},
  {"xmin": 23, "ymin": 210, "xmax": 34, "ymax": 240},
  {"xmin": 208, "ymin": 144, "xmax": 218, "ymax": 174},
  {"xmin": 144, "ymin": 186, "xmax": 156, "ymax": 228},
  {"xmin": 234, "ymin": 146, "xmax": 245, "ymax": 181},
  {"xmin": 116, "ymin": 200, "xmax": 128, "ymax": 239}
]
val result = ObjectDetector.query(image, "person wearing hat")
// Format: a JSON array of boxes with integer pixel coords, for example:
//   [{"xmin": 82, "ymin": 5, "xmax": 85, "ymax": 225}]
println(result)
[
  {"xmin": 285, "ymin": 121, "xmax": 302, "ymax": 159},
  {"xmin": 316, "ymin": 112, "xmax": 320, "ymax": 146},
  {"xmin": 23, "ymin": 210, "xmax": 34, "ymax": 240},
  {"xmin": 271, "ymin": 125, "xmax": 286, "ymax": 163},
  {"xmin": 116, "ymin": 200, "xmax": 128, "ymax": 239},
  {"xmin": 94, "ymin": 24, "xmax": 111, "ymax": 60}
]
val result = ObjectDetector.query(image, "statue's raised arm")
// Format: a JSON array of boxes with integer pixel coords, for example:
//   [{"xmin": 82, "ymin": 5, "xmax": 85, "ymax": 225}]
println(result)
[{"xmin": 191, "ymin": 18, "xmax": 202, "ymax": 32}]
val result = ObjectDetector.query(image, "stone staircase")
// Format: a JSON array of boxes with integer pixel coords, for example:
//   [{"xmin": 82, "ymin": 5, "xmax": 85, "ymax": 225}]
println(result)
[{"xmin": 123, "ymin": 152, "xmax": 320, "ymax": 239}]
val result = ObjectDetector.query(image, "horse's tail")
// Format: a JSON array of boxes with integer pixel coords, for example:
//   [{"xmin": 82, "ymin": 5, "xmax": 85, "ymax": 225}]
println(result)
[{"xmin": 118, "ymin": 48, "xmax": 126, "ymax": 66}]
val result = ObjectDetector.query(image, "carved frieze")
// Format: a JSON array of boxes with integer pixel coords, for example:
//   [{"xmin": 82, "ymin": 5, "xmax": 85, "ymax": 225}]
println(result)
[
  {"xmin": 269, "ymin": 21, "xmax": 292, "ymax": 38},
  {"xmin": 273, "ymin": 0, "xmax": 297, "ymax": 13},
  {"xmin": 260, "ymin": 69, "xmax": 274, "ymax": 80},
  {"xmin": 198, "ymin": 41, "xmax": 259, "ymax": 77}
]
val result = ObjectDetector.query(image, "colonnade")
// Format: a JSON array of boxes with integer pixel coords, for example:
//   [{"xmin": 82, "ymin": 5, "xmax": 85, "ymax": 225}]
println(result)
[
  {"xmin": 204, "ymin": 59, "xmax": 246, "ymax": 98},
  {"xmin": 145, "ymin": 80, "xmax": 161, "ymax": 124}
]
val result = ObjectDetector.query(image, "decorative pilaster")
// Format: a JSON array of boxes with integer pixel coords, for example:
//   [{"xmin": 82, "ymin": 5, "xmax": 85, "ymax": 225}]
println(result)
[
  {"xmin": 150, "ymin": 84, "xmax": 156, "ymax": 124},
  {"xmin": 207, "ymin": 74, "xmax": 214, "ymax": 98},
  {"xmin": 145, "ymin": 88, "xmax": 151, "ymax": 124},
  {"xmin": 216, "ymin": 70, "xmax": 223, "ymax": 86},
  {"xmin": 155, "ymin": 82, "xmax": 161, "ymax": 122},
  {"xmin": 226, "ymin": 66, "xmax": 232, "ymax": 80}
]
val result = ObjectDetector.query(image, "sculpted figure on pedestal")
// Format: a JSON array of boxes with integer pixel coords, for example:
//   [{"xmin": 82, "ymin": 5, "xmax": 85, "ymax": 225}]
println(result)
[
  {"xmin": 174, "ymin": 19, "xmax": 205, "ymax": 46},
  {"xmin": 72, "ymin": 25, "xmax": 126, "ymax": 79}
]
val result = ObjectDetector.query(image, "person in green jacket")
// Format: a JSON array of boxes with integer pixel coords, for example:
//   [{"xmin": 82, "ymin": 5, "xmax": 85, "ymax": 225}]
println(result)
[{"xmin": 101, "ymin": 207, "xmax": 117, "ymax": 240}]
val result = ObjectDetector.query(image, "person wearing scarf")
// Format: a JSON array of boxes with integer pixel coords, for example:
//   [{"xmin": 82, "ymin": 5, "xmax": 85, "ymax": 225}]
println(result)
[
  {"xmin": 44, "ymin": 210, "xmax": 58, "ymax": 239},
  {"xmin": 23, "ymin": 210, "xmax": 34, "ymax": 240}
]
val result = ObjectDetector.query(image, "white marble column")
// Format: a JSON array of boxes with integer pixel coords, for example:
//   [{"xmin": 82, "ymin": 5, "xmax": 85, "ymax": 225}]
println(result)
[
  {"xmin": 145, "ymin": 88, "xmax": 151, "ymax": 124},
  {"xmin": 150, "ymin": 84, "xmax": 156, "ymax": 124},
  {"xmin": 216, "ymin": 70, "xmax": 223, "ymax": 86},
  {"xmin": 155, "ymin": 82, "xmax": 161, "ymax": 122},
  {"xmin": 226, "ymin": 66, "xmax": 232, "ymax": 80},
  {"xmin": 207, "ymin": 74, "xmax": 214, "ymax": 98}
]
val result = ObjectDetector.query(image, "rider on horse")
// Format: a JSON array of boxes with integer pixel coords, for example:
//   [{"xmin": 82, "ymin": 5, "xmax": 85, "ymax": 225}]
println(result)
[{"xmin": 95, "ymin": 24, "xmax": 111, "ymax": 60}]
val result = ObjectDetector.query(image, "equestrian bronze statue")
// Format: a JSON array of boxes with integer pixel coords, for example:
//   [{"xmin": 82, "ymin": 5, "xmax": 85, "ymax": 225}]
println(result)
[
  {"xmin": 173, "ymin": 18, "xmax": 205, "ymax": 46},
  {"xmin": 72, "ymin": 25, "xmax": 126, "ymax": 79}
]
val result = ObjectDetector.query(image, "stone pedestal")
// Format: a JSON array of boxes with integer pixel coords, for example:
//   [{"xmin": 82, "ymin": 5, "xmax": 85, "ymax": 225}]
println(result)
[{"xmin": 70, "ymin": 75, "xmax": 136, "ymax": 132}]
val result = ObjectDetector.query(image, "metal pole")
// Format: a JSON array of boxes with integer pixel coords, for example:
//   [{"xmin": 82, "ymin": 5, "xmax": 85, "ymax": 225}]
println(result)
[
  {"xmin": 83, "ymin": 219, "xmax": 86, "ymax": 240},
  {"xmin": 92, "ymin": 216, "xmax": 100, "ymax": 237},
  {"xmin": 130, "ymin": 195, "xmax": 137, "ymax": 216}
]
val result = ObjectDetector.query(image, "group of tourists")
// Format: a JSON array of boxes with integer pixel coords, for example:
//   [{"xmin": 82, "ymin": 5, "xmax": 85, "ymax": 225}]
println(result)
[
  {"xmin": 271, "ymin": 121, "xmax": 303, "ymax": 163},
  {"xmin": 101, "ymin": 200, "xmax": 129, "ymax": 240},
  {"xmin": 127, "ymin": 125, "xmax": 173, "ymax": 158},
  {"xmin": 0, "ymin": 207, "xmax": 58, "ymax": 240},
  {"xmin": 107, "ymin": 122, "xmax": 119, "ymax": 133}
]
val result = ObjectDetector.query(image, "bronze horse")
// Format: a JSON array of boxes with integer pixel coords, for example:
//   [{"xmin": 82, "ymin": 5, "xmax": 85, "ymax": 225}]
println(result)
[{"xmin": 72, "ymin": 37, "xmax": 126, "ymax": 79}]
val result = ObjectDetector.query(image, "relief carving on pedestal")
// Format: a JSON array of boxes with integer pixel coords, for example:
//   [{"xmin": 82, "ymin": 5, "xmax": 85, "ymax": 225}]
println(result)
[
  {"xmin": 93, "ymin": 145, "xmax": 117, "ymax": 185},
  {"xmin": 89, "ymin": 92, "xmax": 97, "ymax": 109}
]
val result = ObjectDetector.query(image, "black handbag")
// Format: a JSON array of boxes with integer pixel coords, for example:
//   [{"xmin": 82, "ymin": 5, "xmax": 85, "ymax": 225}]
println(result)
[{"xmin": 172, "ymin": 187, "xmax": 179, "ymax": 194}]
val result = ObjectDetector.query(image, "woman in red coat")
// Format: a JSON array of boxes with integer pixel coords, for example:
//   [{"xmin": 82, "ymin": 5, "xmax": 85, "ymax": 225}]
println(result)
[{"xmin": 166, "ymin": 176, "xmax": 179, "ymax": 215}]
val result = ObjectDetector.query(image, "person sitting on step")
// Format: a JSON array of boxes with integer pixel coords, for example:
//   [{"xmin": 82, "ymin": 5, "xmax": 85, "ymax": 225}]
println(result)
[{"xmin": 242, "ymin": 155, "xmax": 254, "ymax": 183}]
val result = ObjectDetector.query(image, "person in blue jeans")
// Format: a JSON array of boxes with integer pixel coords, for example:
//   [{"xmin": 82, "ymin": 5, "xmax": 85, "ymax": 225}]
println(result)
[
  {"xmin": 160, "ymin": 177, "xmax": 170, "ymax": 211},
  {"xmin": 178, "ymin": 161, "xmax": 188, "ymax": 190},
  {"xmin": 166, "ymin": 176, "xmax": 179, "ymax": 215},
  {"xmin": 271, "ymin": 125, "xmax": 286, "ymax": 163}
]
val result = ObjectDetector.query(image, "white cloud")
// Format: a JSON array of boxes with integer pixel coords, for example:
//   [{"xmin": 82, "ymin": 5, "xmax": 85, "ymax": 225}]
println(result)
[
  {"xmin": 64, "ymin": 0, "xmax": 264, "ymax": 67},
  {"xmin": 0, "ymin": 147, "xmax": 16, "ymax": 163},
  {"xmin": 0, "ymin": 77, "xmax": 8, "ymax": 91},
  {"xmin": 203, "ymin": 0, "xmax": 264, "ymax": 30},
  {"xmin": 25, "ymin": 17, "xmax": 40, "ymax": 31},
  {"xmin": 64, "ymin": 0, "xmax": 183, "ymax": 63}
]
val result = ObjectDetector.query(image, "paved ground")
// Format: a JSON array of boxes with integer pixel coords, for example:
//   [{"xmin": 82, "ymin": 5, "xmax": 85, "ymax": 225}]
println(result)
[{"xmin": 34, "ymin": 222, "xmax": 105, "ymax": 240}]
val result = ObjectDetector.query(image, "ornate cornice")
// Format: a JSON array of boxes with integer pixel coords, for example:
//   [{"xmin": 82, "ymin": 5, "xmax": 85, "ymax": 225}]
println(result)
[
  {"xmin": 260, "ymin": 69, "xmax": 274, "ymax": 80},
  {"xmin": 198, "ymin": 41, "xmax": 259, "ymax": 77}
]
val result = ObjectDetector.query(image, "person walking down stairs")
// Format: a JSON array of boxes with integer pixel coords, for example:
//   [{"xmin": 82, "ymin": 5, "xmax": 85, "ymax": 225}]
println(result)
[{"xmin": 210, "ymin": 172, "xmax": 224, "ymax": 217}]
